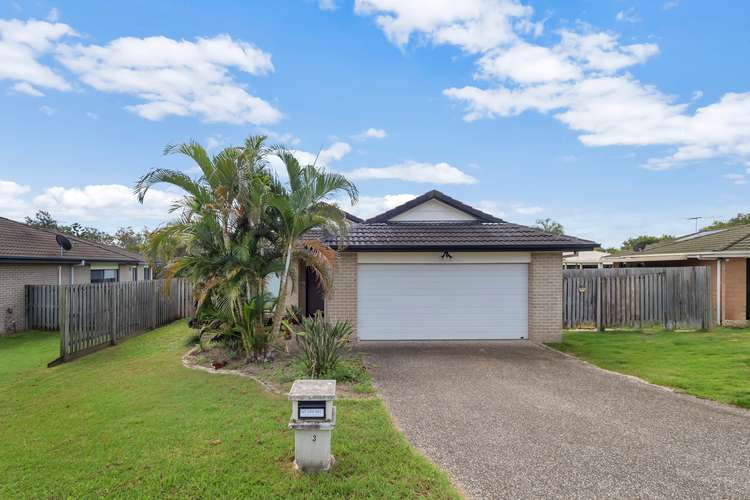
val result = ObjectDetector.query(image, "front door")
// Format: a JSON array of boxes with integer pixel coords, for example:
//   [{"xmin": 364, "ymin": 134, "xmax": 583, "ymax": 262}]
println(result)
[{"xmin": 305, "ymin": 266, "xmax": 325, "ymax": 316}]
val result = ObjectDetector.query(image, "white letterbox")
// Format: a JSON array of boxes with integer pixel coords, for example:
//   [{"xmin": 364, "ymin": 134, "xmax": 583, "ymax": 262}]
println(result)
[{"xmin": 288, "ymin": 379, "xmax": 336, "ymax": 472}]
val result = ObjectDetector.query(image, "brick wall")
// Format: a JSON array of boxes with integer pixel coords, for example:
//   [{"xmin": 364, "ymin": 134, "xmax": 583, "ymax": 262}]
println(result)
[
  {"xmin": 0, "ymin": 263, "xmax": 67, "ymax": 334},
  {"xmin": 722, "ymin": 258, "xmax": 747, "ymax": 326},
  {"xmin": 324, "ymin": 252, "xmax": 357, "ymax": 336},
  {"xmin": 528, "ymin": 252, "xmax": 563, "ymax": 343}
]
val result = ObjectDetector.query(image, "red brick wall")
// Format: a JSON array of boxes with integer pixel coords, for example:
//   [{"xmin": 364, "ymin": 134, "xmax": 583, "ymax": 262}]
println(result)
[{"xmin": 722, "ymin": 258, "xmax": 747, "ymax": 326}]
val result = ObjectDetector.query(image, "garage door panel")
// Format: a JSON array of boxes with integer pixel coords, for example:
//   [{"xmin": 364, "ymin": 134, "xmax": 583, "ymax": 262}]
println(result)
[{"xmin": 357, "ymin": 263, "xmax": 528, "ymax": 340}]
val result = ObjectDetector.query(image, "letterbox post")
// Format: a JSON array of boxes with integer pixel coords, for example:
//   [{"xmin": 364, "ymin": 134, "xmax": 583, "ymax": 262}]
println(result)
[{"xmin": 288, "ymin": 379, "xmax": 336, "ymax": 472}]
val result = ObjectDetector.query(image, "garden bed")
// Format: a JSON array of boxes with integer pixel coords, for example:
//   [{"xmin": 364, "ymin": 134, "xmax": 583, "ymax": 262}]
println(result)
[{"xmin": 187, "ymin": 337, "xmax": 375, "ymax": 398}]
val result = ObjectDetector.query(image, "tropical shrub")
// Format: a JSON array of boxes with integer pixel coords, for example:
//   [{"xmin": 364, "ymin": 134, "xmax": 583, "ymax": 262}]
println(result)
[
  {"xmin": 135, "ymin": 135, "xmax": 357, "ymax": 362},
  {"xmin": 293, "ymin": 312, "xmax": 352, "ymax": 378}
]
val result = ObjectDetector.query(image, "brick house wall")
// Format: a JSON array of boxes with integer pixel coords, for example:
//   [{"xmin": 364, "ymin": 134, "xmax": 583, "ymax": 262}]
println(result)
[
  {"xmin": 322, "ymin": 251, "xmax": 562, "ymax": 342},
  {"xmin": 528, "ymin": 252, "xmax": 563, "ymax": 343},
  {"xmin": 0, "ymin": 263, "xmax": 69, "ymax": 334},
  {"xmin": 721, "ymin": 258, "xmax": 747, "ymax": 327},
  {"xmin": 324, "ymin": 252, "xmax": 357, "ymax": 335}
]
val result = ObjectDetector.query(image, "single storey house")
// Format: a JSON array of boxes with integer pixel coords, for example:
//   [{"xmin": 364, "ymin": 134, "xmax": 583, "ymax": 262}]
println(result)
[
  {"xmin": 0, "ymin": 216, "xmax": 149, "ymax": 333},
  {"xmin": 291, "ymin": 190, "xmax": 596, "ymax": 343},
  {"xmin": 563, "ymin": 250, "xmax": 611, "ymax": 269},
  {"xmin": 605, "ymin": 225, "xmax": 750, "ymax": 327}
]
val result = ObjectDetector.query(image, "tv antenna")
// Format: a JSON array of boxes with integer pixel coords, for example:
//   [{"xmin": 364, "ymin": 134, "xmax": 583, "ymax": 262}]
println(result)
[{"xmin": 686, "ymin": 216, "xmax": 718, "ymax": 232}]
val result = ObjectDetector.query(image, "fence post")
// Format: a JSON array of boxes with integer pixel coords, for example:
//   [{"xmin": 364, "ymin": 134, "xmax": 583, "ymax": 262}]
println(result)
[
  {"xmin": 109, "ymin": 285, "xmax": 116, "ymax": 345},
  {"xmin": 596, "ymin": 275, "xmax": 603, "ymax": 332},
  {"xmin": 59, "ymin": 287, "xmax": 69, "ymax": 361}
]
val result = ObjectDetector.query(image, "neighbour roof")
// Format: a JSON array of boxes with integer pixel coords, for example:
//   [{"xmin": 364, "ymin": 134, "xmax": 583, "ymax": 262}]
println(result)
[
  {"xmin": 0, "ymin": 216, "xmax": 146, "ymax": 263},
  {"xmin": 563, "ymin": 250, "xmax": 611, "ymax": 264},
  {"xmin": 608, "ymin": 224, "xmax": 750, "ymax": 261},
  {"xmin": 308, "ymin": 190, "xmax": 597, "ymax": 251}
]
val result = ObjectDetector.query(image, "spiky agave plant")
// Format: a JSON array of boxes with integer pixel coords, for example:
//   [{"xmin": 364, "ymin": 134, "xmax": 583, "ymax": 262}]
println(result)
[{"xmin": 294, "ymin": 312, "xmax": 353, "ymax": 378}]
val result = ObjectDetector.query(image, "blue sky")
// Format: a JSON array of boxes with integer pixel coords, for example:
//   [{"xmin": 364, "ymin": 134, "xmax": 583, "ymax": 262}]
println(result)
[{"xmin": 1, "ymin": 0, "xmax": 749, "ymax": 247}]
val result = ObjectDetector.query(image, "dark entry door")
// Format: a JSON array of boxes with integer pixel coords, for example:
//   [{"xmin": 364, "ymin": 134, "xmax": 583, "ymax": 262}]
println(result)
[{"xmin": 305, "ymin": 266, "xmax": 325, "ymax": 316}]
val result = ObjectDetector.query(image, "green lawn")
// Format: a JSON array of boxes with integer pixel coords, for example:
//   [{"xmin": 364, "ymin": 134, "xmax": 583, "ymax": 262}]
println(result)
[
  {"xmin": 0, "ymin": 322, "xmax": 458, "ymax": 499},
  {"xmin": 549, "ymin": 328, "xmax": 750, "ymax": 409}
]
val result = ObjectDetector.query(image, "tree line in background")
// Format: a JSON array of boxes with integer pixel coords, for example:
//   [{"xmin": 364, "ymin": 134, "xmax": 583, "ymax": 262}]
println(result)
[{"xmin": 24, "ymin": 210, "xmax": 149, "ymax": 254}]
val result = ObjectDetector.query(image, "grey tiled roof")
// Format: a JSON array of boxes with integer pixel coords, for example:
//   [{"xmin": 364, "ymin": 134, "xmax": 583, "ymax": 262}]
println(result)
[
  {"xmin": 0, "ymin": 216, "xmax": 145, "ymax": 263},
  {"xmin": 612, "ymin": 224, "xmax": 750, "ymax": 257},
  {"xmin": 308, "ymin": 221, "xmax": 596, "ymax": 251}
]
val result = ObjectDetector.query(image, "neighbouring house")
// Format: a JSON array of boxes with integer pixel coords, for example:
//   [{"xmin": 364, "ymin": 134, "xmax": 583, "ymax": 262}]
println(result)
[
  {"xmin": 289, "ymin": 190, "xmax": 596, "ymax": 343},
  {"xmin": 604, "ymin": 225, "xmax": 750, "ymax": 327},
  {"xmin": 563, "ymin": 249, "xmax": 611, "ymax": 269},
  {"xmin": 0, "ymin": 216, "xmax": 149, "ymax": 333}
]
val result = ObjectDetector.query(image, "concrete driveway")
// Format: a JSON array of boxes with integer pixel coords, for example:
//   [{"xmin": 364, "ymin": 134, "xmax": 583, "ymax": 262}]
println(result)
[{"xmin": 357, "ymin": 341, "xmax": 750, "ymax": 499}]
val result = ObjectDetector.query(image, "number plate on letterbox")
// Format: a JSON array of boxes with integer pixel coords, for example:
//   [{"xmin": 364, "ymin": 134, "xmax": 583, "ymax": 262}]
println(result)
[{"xmin": 298, "ymin": 400, "xmax": 326, "ymax": 420}]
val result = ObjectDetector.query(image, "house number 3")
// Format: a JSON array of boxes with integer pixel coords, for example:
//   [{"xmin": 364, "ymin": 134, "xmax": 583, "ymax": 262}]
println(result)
[{"xmin": 312, "ymin": 434, "xmax": 317, "ymax": 442}]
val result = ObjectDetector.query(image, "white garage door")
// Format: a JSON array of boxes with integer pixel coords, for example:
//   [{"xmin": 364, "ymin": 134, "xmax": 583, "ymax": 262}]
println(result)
[{"xmin": 357, "ymin": 264, "xmax": 528, "ymax": 340}]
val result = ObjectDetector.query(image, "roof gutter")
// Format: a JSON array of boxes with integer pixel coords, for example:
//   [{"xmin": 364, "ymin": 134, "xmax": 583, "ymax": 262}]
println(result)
[
  {"xmin": 331, "ymin": 244, "xmax": 598, "ymax": 252},
  {"xmin": 0, "ymin": 256, "xmax": 142, "ymax": 264}
]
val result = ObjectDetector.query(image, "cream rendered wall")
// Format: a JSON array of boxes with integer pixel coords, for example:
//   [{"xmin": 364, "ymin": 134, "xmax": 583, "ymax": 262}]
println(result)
[{"xmin": 389, "ymin": 199, "xmax": 478, "ymax": 222}]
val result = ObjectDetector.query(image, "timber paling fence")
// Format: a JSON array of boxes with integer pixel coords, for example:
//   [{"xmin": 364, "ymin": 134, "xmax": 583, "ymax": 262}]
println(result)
[
  {"xmin": 25, "ymin": 279, "xmax": 194, "ymax": 365},
  {"xmin": 563, "ymin": 267, "xmax": 712, "ymax": 330}
]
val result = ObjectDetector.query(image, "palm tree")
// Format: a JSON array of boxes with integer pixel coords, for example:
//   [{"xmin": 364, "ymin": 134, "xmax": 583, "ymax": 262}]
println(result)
[
  {"xmin": 268, "ymin": 151, "xmax": 358, "ymax": 339},
  {"xmin": 135, "ymin": 136, "xmax": 284, "ymax": 357}
]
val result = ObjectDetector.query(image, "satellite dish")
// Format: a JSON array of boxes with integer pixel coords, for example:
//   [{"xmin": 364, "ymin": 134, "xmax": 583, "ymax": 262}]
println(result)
[{"xmin": 55, "ymin": 234, "xmax": 73, "ymax": 252}]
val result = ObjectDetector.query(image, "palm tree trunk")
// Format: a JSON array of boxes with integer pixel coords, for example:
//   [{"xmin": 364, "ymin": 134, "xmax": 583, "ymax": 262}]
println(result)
[{"xmin": 270, "ymin": 240, "xmax": 294, "ymax": 338}]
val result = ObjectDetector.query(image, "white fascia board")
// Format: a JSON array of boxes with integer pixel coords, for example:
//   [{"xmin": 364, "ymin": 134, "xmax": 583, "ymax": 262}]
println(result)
[{"xmin": 357, "ymin": 251, "xmax": 531, "ymax": 264}]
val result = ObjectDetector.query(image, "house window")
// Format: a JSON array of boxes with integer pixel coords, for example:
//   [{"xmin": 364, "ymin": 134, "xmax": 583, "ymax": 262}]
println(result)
[
  {"xmin": 91, "ymin": 269, "xmax": 118, "ymax": 283},
  {"xmin": 131, "ymin": 267, "xmax": 138, "ymax": 282},
  {"xmin": 144, "ymin": 267, "xmax": 151, "ymax": 280}
]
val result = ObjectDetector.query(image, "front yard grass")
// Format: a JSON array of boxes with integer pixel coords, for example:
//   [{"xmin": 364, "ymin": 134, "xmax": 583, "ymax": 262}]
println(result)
[
  {"xmin": 0, "ymin": 322, "xmax": 458, "ymax": 499},
  {"xmin": 548, "ymin": 328, "xmax": 750, "ymax": 409}
]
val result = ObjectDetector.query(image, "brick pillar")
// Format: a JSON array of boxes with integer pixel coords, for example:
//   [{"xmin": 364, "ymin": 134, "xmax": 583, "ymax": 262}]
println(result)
[
  {"xmin": 528, "ymin": 252, "xmax": 563, "ymax": 343},
  {"xmin": 324, "ymin": 252, "xmax": 357, "ymax": 337}
]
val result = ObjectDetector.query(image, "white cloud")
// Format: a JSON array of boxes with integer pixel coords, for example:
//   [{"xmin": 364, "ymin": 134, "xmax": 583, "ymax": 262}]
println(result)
[
  {"xmin": 85, "ymin": 111, "xmax": 98, "ymax": 120},
  {"xmin": 268, "ymin": 141, "xmax": 352, "ymax": 179},
  {"xmin": 318, "ymin": 0, "xmax": 337, "ymax": 11},
  {"xmin": 39, "ymin": 104, "xmax": 55, "ymax": 115},
  {"xmin": 358, "ymin": 1, "xmax": 749, "ymax": 171},
  {"xmin": 0, "ymin": 179, "xmax": 31, "ymax": 217},
  {"xmin": 513, "ymin": 204, "xmax": 542, "ymax": 214},
  {"xmin": 206, "ymin": 134, "xmax": 225, "ymax": 150},
  {"xmin": 615, "ymin": 9, "xmax": 640, "ymax": 23},
  {"xmin": 11, "ymin": 81, "xmax": 44, "ymax": 96},
  {"xmin": 32, "ymin": 184, "xmax": 180, "ymax": 225},
  {"xmin": 0, "ymin": 18, "xmax": 75, "ymax": 91},
  {"xmin": 46, "ymin": 8, "xmax": 60, "ymax": 22},
  {"xmin": 347, "ymin": 160, "xmax": 478, "ymax": 184},
  {"xmin": 476, "ymin": 200, "xmax": 506, "ymax": 217},
  {"xmin": 336, "ymin": 193, "xmax": 417, "ymax": 219},
  {"xmin": 477, "ymin": 42, "xmax": 580, "ymax": 83},
  {"xmin": 56, "ymin": 34, "xmax": 281, "ymax": 125},
  {"xmin": 258, "ymin": 128, "xmax": 301, "ymax": 146},
  {"xmin": 663, "ymin": 0, "xmax": 680, "ymax": 10},
  {"xmin": 723, "ymin": 173, "xmax": 747, "ymax": 185},
  {"xmin": 354, "ymin": 0, "xmax": 534, "ymax": 53},
  {"xmin": 357, "ymin": 127, "xmax": 387, "ymax": 139}
]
